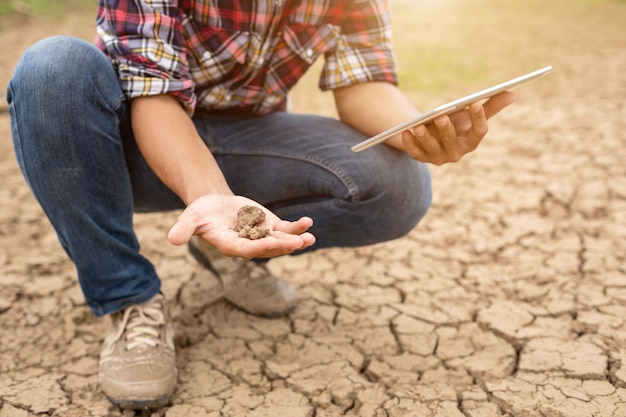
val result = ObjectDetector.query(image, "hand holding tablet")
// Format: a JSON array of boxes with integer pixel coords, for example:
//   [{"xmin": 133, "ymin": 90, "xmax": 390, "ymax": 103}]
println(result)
[{"xmin": 350, "ymin": 66, "xmax": 553, "ymax": 153}]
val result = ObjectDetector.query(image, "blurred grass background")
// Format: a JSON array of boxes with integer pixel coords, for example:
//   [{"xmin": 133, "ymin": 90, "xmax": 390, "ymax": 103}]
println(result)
[
  {"xmin": 0, "ymin": 0, "xmax": 93, "ymax": 19},
  {"xmin": 1, "ymin": 0, "xmax": 64, "ymax": 17},
  {"xmin": 292, "ymin": 0, "xmax": 626, "ymax": 114},
  {"xmin": 390, "ymin": 0, "xmax": 623, "ymax": 94},
  {"xmin": 2, "ymin": 0, "xmax": 623, "ymax": 114},
  {"xmin": 2, "ymin": 0, "xmax": 622, "ymax": 16}
]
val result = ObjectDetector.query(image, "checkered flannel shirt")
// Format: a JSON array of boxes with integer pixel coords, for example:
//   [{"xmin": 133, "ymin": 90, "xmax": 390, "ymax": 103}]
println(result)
[{"xmin": 95, "ymin": 0, "xmax": 398, "ymax": 115}]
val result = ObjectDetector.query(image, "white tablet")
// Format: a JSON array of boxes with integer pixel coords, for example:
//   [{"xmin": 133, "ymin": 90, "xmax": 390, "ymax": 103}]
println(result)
[{"xmin": 350, "ymin": 66, "xmax": 553, "ymax": 153}]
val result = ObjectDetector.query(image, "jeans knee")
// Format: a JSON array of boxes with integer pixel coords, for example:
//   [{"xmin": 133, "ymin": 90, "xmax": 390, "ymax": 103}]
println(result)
[
  {"xmin": 400, "ymin": 166, "xmax": 432, "ymax": 235},
  {"xmin": 9, "ymin": 35, "xmax": 125, "ymax": 141},
  {"xmin": 10, "ymin": 36, "xmax": 110, "ymax": 102},
  {"xmin": 367, "ymin": 159, "xmax": 432, "ymax": 242},
  {"xmin": 15, "ymin": 37, "xmax": 77, "ymax": 82}
]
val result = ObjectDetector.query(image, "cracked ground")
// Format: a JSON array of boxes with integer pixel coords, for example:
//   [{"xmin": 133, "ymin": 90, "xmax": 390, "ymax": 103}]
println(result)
[{"xmin": 1, "ymin": 0, "xmax": 626, "ymax": 416}]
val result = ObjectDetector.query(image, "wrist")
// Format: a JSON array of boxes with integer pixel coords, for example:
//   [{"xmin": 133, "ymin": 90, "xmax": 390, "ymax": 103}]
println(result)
[{"xmin": 182, "ymin": 183, "xmax": 234, "ymax": 206}]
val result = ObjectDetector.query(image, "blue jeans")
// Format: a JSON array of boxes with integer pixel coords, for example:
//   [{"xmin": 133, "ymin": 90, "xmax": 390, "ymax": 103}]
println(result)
[{"xmin": 7, "ymin": 36, "xmax": 432, "ymax": 316}]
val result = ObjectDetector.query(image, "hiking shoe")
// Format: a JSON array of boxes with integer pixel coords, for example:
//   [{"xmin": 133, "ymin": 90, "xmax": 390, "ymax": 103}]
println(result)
[
  {"xmin": 98, "ymin": 293, "xmax": 176, "ymax": 409},
  {"xmin": 188, "ymin": 236, "xmax": 299, "ymax": 317}
]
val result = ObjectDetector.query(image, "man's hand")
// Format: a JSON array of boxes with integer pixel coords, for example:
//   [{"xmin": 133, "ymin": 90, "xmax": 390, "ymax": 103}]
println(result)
[
  {"xmin": 401, "ymin": 92, "xmax": 516, "ymax": 165},
  {"xmin": 334, "ymin": 82, "xmax": 516, "ymax": 166},
  {"xmin": 131, "ymin": 95, "xmax": 315, "ymax": 259},
  {"xmin": 168, "ymin": 194, "xmax": 316, "ymax": 259}
]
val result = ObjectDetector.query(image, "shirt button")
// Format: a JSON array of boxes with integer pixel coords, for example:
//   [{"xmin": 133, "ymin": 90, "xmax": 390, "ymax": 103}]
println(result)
[{"xmin": 306, "ymin": 48, "xmax": 314, "ymax": 58}]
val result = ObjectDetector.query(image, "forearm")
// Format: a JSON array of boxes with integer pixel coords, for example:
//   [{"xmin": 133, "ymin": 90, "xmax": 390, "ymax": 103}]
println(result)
[
  {"xmin": 333, "ymin": 82, "xmax": 420, "ymax": 150},
  {"xmin": 130, "ymin": 95, "xmax": 233, "ymax": 205}
]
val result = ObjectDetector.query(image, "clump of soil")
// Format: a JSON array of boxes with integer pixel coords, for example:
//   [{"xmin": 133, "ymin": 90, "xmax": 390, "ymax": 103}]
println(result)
[{"xmin": 235, "ymin": 205, "xmax": 270, "ymax": 240}]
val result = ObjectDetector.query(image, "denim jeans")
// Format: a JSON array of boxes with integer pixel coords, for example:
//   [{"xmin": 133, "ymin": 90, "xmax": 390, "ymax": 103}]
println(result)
[{"xmin": 7, "ymin": 36, "xmax": 432, "ymax": 316}]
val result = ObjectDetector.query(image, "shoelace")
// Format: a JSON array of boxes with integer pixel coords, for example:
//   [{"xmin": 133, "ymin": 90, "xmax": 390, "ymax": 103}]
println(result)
[{"xmin": 112, "ymin": 300, "xmax": 166, "ymax": 351}]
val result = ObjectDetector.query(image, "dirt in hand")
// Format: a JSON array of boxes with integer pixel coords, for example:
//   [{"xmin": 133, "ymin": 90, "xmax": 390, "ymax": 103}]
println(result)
[{"xmin": 234, "ymin": 205, "xmax": 270, "ymax": 239}]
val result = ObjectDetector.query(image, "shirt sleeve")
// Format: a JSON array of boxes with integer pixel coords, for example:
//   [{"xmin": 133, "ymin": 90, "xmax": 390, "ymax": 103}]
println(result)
[
  {"xmin": 319, "ymin": 0, "xmax": 398, "ymax": 91},
  {"xmin": 95, "ymin": 0, "xmax": 196, "ymax": 113}
]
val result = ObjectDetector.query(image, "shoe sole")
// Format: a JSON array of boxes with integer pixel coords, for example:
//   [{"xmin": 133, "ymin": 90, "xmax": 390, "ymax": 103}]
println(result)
[
  {"xmin": 188, "ymin": 241, "xmax": 298, "ymax": 318},
  {"xmin": 106, "ymin": 394, "xmax": 171, "ymax": 410}
]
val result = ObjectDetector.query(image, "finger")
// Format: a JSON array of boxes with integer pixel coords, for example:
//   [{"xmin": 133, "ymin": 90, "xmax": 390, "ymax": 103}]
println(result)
[
  {"xmin": 272, "ymin": 216, "xmax": 314, "ymax": 235},
  {"xmin": 483, "ymin": 91, "xmax": 515, "ymax": 119},
  {"xmin": 465, "ymin": 102, "xmax": 488, "ymax": 150},
  {"xmin": 233, "ymin": 232, "xmax": 316, "ymax": 259},
  {"xmin": 433, "ymin": 115, "xmax": 462, "ymax": 161},
  {"xmin": 401, "ymin": 128, "xmax": 432, "ymax": 163},
  {"xmin": 405, "ymin": 125, "xmax": 442, "ymax": 158},
  {"xmin": 403, "ymin": 127, "xmax": 450, "ymax": 164},
  {"xmin": 401, "ymin": 130, "xmax": 421, "ymax": 156},
  {"xmin": 416, "ymin": 123, "xmax": 443, "ymax": 156},
  {"xmin": 265, "ymin": 218, "xmax": 316, "ymax": 255},
  {"xmin": 167, "ymin": 218, "xmax": 197, "ymax": 245},
  {"xmin": 268, "ymin": 230, "xmax": 317, "ymax": 252}
]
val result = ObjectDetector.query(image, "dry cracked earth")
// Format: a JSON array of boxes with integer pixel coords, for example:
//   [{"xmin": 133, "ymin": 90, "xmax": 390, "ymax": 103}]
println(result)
[{"xmin": 1, "ymin": 0, "xmax": 626, "ymax": 416}]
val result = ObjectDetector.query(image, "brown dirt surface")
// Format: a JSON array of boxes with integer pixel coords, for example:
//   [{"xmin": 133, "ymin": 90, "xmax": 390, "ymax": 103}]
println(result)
[
  {"xmin": 1, "ymin": 0, "xmax": 626, "ymax": 416},
  {"xmin": 235, "ymin": 206, "xmax": 269, "ymax": 240}
]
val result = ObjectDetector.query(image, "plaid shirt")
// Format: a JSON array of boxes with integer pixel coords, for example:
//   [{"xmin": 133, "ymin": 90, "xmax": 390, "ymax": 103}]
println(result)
[{"xmin": 96, "ymin": 0, "xmax": 398, "ymax": 115}]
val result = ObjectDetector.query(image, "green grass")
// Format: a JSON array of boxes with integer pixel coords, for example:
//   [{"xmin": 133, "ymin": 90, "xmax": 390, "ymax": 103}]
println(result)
[
  {"xmin": 0, "ymin": 0, "xmax": 91, "ymax": 18},
  {"xmin": 389, "ymin": 0, "xmax": 625, "ymax": 95},
  {"xmin": 394, "ymin": 46, "xmax": 491, "ymax": 94},
  {"xmin": 0, "ymin": 0, "xmax": 60, "ymax": 17},
  {"xmin": 0, "ymin": 0, "xmax": 95, "ymax": 32}
]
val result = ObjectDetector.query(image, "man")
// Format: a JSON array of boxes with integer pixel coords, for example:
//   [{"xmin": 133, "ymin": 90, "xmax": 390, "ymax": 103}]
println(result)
[{"xmin": 7, "ymin": 0, "xmax": 514, "ymax": 409}]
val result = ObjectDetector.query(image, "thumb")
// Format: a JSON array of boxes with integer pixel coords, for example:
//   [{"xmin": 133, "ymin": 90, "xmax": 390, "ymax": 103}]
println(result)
[
  {"xmin": 483, "ymin": 91, "xmax": 516, "ymax": 119},
  {"xmin": 167, "ymin": 218, "xmax": 197, "ymax": 246}
]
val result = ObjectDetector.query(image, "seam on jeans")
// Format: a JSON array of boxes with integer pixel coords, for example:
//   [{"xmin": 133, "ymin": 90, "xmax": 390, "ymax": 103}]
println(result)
[
  {"xmin": 7, "ymin": 82, "xmax": 35, "ymax": 189},
  {"xmin": 213, "ymin": 146, "xmax": 362, "ymax": 202},
  {"xmin": 274, "ymin": 191, "xmax": 346, "ymax": 220},
  {"xmin": 194, "ymin": 114, "xmax": 216, "ymax": 149},
  {"xmin": 112, "ymin": 92, "xmax": 126, "ymax": 112},
  {"xmin": 87, "ymin": 70, "xmax": 126, "ymax": 115}
]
